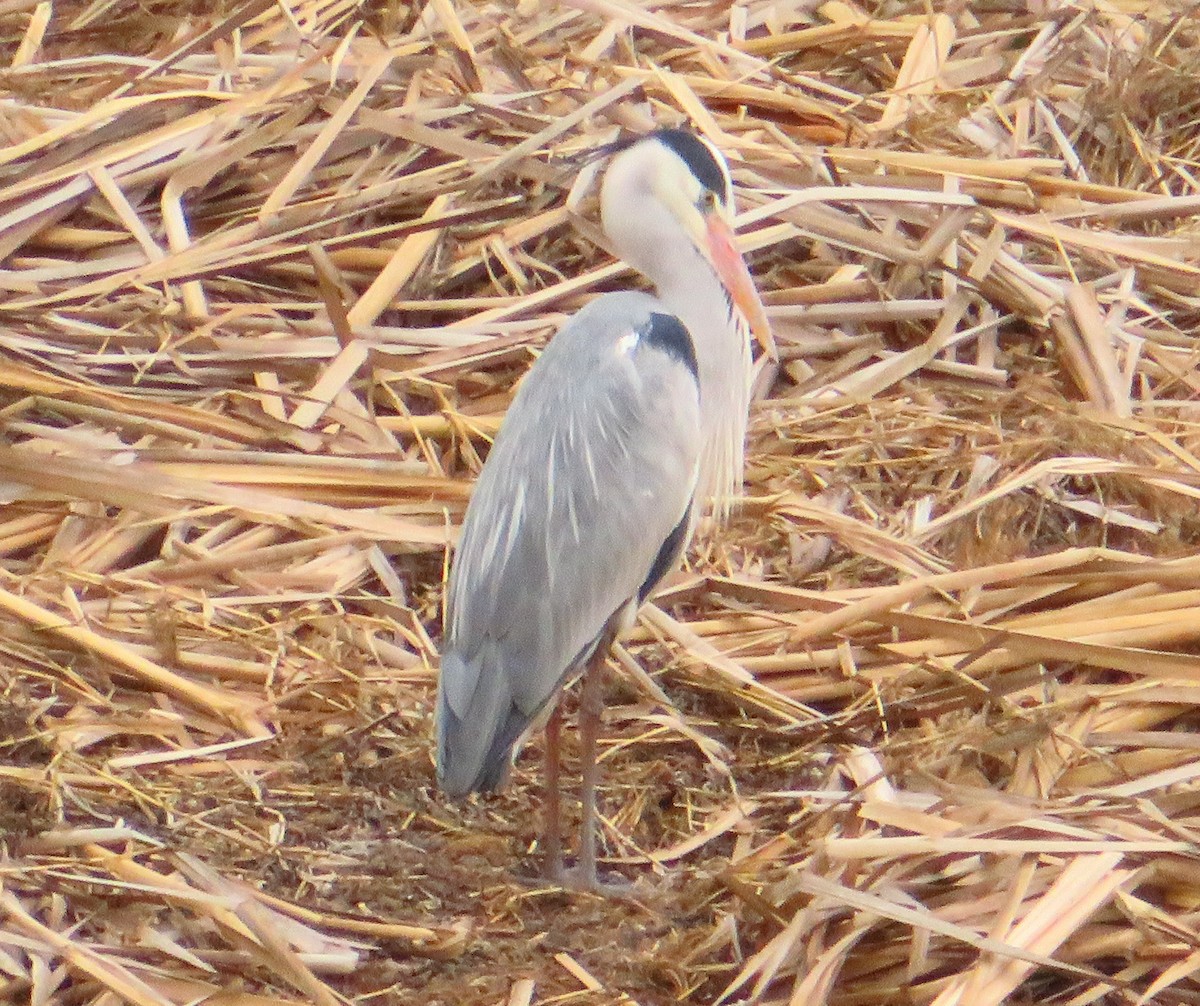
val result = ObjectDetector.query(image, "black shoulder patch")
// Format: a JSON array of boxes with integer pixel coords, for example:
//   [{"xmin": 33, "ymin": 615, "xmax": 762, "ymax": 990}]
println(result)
[
  {"xmin": 642, "ymin": 312, "xmax": 699, "ymax": 382},
  {"xmin": 652, "ymin": 129, "xmax": 727, "ymax": 201},
  {"xmin": 639, "ymin": 504, "xmax": 692, "ymax": 604}
]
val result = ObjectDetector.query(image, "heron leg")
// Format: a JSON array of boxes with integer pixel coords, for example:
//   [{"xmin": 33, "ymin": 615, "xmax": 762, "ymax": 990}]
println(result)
[
  {"xmin": 574, "ymin": 647, "xmax": 607, "ymax": 889},
  {"xmin": 542, "ymin": 700, "xmax": 564, "ymax": 880}
]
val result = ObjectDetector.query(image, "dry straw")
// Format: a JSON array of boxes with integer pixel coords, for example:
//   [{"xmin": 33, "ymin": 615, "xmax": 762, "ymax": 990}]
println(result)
[{"xmin": 1, "ymin": 0, "xmax": 1200, "ymax": 1003}]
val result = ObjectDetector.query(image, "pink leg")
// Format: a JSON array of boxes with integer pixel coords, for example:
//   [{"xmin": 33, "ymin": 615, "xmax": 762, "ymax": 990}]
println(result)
[
  {"xmin": 574, "ymin": 650, "xmax": 606, "ymax": 888},
  {"xmin": 543, "ymin": 700, "xmax": 564, "ymax": 880}
]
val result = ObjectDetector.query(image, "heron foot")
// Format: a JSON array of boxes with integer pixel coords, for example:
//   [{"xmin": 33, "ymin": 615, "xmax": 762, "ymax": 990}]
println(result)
[{"xmin": 546, "ymin": 858, "xmax": 637, "ymax": 897}]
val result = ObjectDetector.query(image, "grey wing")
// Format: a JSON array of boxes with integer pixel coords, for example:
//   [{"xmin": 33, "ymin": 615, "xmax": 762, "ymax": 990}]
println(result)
[{"xmin": 437, "ymin": 292, "xmax": 701, "ymax": 795}]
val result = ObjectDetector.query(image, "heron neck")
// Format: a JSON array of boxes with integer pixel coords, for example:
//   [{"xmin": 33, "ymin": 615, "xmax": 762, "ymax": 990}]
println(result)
[{"xmin": 652, "ymin": 256, "xmax": 752, "ymax": 520}]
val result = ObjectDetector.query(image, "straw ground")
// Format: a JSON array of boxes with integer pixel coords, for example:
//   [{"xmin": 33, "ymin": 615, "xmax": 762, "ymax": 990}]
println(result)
[{"xmin": 2, "ymin": 1, "xmax": 1200, "ymax": 1003}]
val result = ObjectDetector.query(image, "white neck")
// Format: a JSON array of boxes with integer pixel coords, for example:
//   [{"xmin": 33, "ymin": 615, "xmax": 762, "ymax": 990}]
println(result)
[{"xmin": 654, "ymin": 253, "xmax": 752, "ymax": 521}]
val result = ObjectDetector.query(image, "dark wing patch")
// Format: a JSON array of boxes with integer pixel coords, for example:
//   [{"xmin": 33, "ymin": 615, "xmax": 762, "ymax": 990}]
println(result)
[
  {"xmin": 652, "ymin": 128, "xmax": 728, "ymax": 202},
  {"xmin": 638, "ymin": 503, "xmax": 692, "ymax": 604},
  {"xmin": 642, "ymin": 312, "xmax": 699, "ymax": 382}
]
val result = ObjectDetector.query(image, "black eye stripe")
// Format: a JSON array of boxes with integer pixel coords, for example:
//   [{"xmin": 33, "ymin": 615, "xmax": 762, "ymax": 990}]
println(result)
[{"xmin": 650, "ymin": 129, "xmax": 728, "ymax": 203}]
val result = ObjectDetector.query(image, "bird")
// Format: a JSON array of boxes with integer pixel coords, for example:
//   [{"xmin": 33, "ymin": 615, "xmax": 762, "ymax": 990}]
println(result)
[{"xmin": 436, "ymin": 128, "xmax": 773, "ymax": 891}]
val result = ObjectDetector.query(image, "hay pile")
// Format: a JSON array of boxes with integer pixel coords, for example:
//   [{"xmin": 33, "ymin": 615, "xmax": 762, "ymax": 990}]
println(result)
[{"xmin": 2, "ymin": 0, "xmax": 1200, "ymax": 1002}]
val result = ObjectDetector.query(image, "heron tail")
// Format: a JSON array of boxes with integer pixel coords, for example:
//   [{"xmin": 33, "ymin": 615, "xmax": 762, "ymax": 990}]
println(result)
[{"xmin": 436, "ymin": 649, "xmax": 531, "ymax": 796}]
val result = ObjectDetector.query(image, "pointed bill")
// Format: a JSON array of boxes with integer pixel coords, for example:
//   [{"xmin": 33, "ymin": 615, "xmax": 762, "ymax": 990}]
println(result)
[
  {"xmin": 704, "ymin": 213, "xmax": 777, "ymax": 361},
  {"xmin": 650, "ymin": 175, "xmax": 777, "ymax": 361}
]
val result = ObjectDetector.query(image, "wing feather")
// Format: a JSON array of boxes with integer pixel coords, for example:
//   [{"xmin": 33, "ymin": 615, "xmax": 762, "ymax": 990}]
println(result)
[{"xmin": 437, "ymin": 292, "xmax": 701, "ymax": 794}]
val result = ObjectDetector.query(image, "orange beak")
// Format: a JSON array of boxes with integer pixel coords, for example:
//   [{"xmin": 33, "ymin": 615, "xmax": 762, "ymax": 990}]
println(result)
[{"xmin": 704, "ymin": 213, "xmax": 777, "ymax": 361}]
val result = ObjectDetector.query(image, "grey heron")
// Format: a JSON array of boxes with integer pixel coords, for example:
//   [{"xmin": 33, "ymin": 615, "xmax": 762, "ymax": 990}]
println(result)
[{"xmin": 436, "ymin": 129, "xmax": 772, "ymax": 890}]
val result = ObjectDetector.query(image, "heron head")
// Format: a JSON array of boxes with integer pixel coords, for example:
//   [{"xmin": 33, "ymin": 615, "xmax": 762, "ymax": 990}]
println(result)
[{"xmin": 600, "ymin": 129, "xmax": 775, "ymax": 360}]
